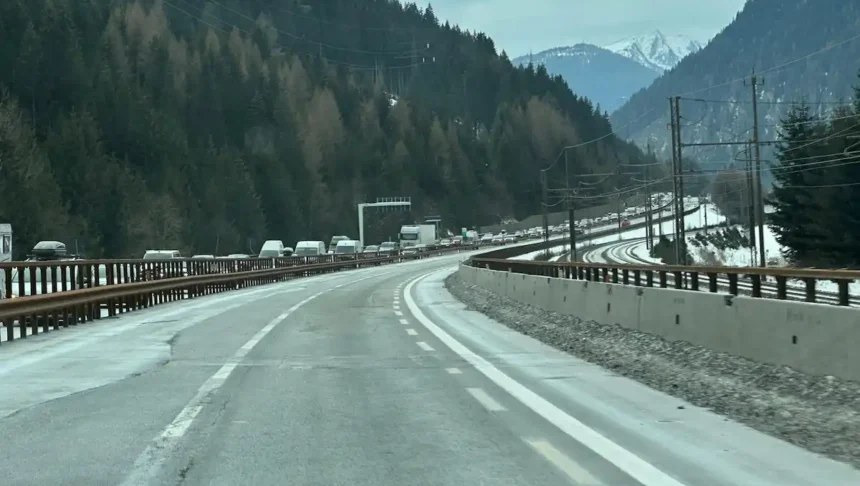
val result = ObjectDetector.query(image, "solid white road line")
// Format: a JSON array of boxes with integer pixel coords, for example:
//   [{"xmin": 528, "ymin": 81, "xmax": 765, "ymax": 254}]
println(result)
[
  {"xmin": 404, "ymin": 271, "xmax": 687, "ymax": 486},
  {"xmin": 445, "ymin": 368, "xmax": 462, "ymax": 374},
  {"xmin": 399, "ymin": 318, "xmax": 409, "ymax": 325},
  {"xmin": 467, "ymin": 387, "xmax": 507, "ymax": 412},
  {"xmin": 416, "ymin": 341, "xmax": 434, "ymax": 351},
  {"xmin": 406, "ymin": 328, "xmax": 418, "ymax": 336},
  {"xmin": 525, "ymin": 438, "xmax": 604, "ymax": 486},
  {"xmin": 121, "ymin": 272, "xmax": 386, "ymax": 485}
]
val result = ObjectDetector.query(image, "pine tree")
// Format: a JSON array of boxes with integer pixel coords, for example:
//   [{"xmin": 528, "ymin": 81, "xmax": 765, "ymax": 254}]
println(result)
[{"xmin": 769, "ymin": 104, "xmax": 831, "ymax": 265}]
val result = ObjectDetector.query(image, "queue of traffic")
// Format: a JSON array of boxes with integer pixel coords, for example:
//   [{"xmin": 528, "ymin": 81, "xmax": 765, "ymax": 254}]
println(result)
[
  {"xmin": 142, "ymin": 233, "xmax": 466, "ymax": 262},
  {"xmin": 476, "ymin": 221, "xmax": 581, "ymax": 247}
]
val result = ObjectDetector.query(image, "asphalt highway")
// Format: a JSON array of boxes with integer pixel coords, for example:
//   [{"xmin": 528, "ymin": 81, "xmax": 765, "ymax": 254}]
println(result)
[{"xmin": 1, "ymin": 251, "xmax": 858, "ymax": 485}]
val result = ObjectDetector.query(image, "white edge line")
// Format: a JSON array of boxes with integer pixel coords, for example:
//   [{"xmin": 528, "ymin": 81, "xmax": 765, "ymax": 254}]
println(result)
[{"xmin": 403, "ymin": 271, "xmax": 687, "ymax": 486}]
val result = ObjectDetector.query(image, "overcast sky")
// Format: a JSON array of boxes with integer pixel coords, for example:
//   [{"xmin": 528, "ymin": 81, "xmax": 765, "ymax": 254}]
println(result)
[{"xmin": 425, "ymin": 0, "xmax": 749, "ymax": 57}]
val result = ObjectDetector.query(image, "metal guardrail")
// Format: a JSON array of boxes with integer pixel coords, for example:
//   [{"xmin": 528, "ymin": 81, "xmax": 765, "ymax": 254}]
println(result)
[
  {"xmin": 0, "ymin": 246, "xmax": 478, "ymax": 344},
  {"xmin": 470, "ymin": 243, "xmax": 860, "ymax": 307},
  {"xmin": 0, "ymin": 251, "xmax": 468, "ymax": 299}
]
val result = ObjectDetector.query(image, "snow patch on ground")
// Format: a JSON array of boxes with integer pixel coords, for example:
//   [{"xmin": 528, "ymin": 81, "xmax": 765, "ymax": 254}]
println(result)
[
  {"xmin": 686, "ymin": 207, "xmax": 787, "ymax": 267},
  {"xmin": 510, "ymin": 203, "xmax": 724, "ymax": 262},
  {"xmin": 630, "ymin": 242, "xmax": 662, "ymax": 264}
]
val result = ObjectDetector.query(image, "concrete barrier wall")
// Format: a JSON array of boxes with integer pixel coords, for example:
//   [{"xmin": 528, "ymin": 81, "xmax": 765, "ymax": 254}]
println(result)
[{"xmin": 458, "ymin": 264, "xmax": 860, "ymax": 382}]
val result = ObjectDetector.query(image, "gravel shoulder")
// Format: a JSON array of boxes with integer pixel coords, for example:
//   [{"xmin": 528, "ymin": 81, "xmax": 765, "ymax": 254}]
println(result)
[{"xmin": 445, "ymin": 271, "xmax": 860, "ymax": 469}]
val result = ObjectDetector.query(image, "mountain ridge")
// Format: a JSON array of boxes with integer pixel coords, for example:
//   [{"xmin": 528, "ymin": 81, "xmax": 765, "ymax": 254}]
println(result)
[
  {"xmin": 605, "ymin": 30, "xmax": 703, "ymax": 72},
  {"xmin": 512, "ymin": 44, "xmax": 660, "ymax": 112},
  {"xmin": 609, "ymin": 0, "xmax": 860, "ymax": 168}
]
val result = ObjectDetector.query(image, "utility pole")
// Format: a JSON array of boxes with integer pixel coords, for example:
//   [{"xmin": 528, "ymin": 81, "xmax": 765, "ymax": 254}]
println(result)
[
  {"xmin": 668, "ymin": 98, "xmax": 681, "ymax": 264},
  {"xmin": 674, "ymin": 96, "xmax": 687, "ymax": 265},
  {"xmin": 645, "ymin": 164, "xmax": 653, "ymax": 249},
  {"xmin": 411, "ymin": 34, "xmax": 418, "ymax": 77},
  {"xmin": 750, "ymin": 72, "xmax": 766, "ymax": 267},
  {"xmin": 745, "ymin": 140, "xmax": 758, "ymax": 266},
  {"xmin": 565, "ymin": 150, "xmax": 577, "ymax": 262},
  {"xmin": 541, "ymin": 170, "xmax": 550, "ymax": 251}
]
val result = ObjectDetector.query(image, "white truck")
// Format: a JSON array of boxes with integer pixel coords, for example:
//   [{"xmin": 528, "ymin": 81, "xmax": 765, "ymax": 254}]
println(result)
[
  {"xmin": 0, "ymin": 224, "xmax": 10, "ymax": 299},
  {"xmin": 399, "ymin": 224, "xmax": 437, "ymax": 249}
]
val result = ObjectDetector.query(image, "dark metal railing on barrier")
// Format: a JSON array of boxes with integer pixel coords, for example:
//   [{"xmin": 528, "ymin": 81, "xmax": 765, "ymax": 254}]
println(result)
[
  {"xmin": 470, "ymin": 246, "xmax": 860, "ymax": 307},
  {"xmin": 0, "ymin": 245, "xmax": 478, "ymax": 344}
]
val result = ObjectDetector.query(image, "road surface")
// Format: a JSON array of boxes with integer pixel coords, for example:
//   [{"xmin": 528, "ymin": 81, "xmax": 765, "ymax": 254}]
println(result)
[{"xmin": 1, "ymin": 251, "xmax": 857, "ymax": 485}]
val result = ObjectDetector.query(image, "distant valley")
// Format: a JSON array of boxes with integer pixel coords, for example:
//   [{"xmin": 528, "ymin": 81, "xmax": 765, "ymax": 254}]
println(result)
[
  {"xmin": 609, "ymin": 0, "xmax": 860, "ymax": 168},
  {"xmin": 513, "ymin": 30, "xmax": 702, "ymax": 113}
]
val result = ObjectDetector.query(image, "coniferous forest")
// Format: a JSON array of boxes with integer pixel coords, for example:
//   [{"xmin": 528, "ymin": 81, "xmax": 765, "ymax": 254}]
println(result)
[
  {"xmin": 0, "ymin": 0, "xmax": 650, "ymax": 258},
  {"xmin": 768, "ymin": 85, "xmax": 860, "ymax": 268}
]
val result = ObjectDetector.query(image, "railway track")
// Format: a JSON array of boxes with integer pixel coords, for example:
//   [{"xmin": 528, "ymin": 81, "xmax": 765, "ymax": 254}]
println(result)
[{"xmin": 583, "ymin": 237, "xmax": 856, "ymax": 306}]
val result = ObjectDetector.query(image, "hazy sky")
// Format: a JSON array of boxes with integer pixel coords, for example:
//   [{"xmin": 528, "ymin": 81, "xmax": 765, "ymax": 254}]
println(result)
[{"xmin": 425, "ymin": 0, "xmax": 749, "ymax": 57}]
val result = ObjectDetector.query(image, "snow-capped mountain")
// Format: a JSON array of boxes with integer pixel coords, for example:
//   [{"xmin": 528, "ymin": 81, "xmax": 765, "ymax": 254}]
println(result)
[
  {"xmin": 606, "ymin": 30, "xmax": 703, "ymax": 73},
  {"xmin": 513, "ymin": 44, "xmax": 660, "ymax": 112}
]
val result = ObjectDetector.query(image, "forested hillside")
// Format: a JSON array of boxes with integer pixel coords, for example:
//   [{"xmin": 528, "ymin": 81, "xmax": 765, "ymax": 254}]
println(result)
[
  {"xmin": 0, "ymin": 0, "xmax": 649, "ymax": 258},
  {"xmin": 609, "ymin": 0, "xmax": 860, "ymax": 167}
]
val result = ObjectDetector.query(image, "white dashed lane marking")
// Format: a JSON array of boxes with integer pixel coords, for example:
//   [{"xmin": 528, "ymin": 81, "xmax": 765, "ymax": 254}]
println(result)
[
  {"xmin": 466, "ymin": 387, "xmax": 506, "ymax": 412},
  {"xmin": 416, "ymin": 341, "xmax": 434, "ymax": 351},
  {"xmin": 525, "ymin": 438, "xmax": 604, "ymax": 485},
  {"xmin": 406, "ymin": 329, "xmax": 418, "ymax": 336}
]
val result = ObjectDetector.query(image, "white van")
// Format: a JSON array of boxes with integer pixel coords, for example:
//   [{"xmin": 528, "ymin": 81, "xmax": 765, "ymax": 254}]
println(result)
[
  {"xmin": 258, "ymin": 240, "xmax": 286, "ymax": 258},
  {"xmin": 328, "ymin": 235, "xmax": 350, "ymax": 254},
  {"xmin": 143, "ymin": 249, "xmax": 182, "ymax": 260},
  {"xmin": 294, "ymin": 241, "xmax": 326, "ymax": 257},
  {"xmin": 334, "ymin": 240, "xmax": 362, "ymax": 256},
  {"xmin": 0, "ymin": 223, "xmax": 11, "ymax": 299}
]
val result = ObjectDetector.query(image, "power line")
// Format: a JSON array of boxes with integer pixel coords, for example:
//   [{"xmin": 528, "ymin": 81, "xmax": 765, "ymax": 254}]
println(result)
[
  {"xmin": 678, "ymin": 97, "xmax": 854, "ymax": 106},
  {"xmin": 185, "ymin": 0, "xmax": 419, "ymax": 56},
  {"xmin": 676, "ymin": 30, "xmax": 860, "ymax": 97},
  {"xmin": 571, "ymin": 178, "xmax": 672, "ymax": 200},
  {"xmin": 266, "ymin": 2, "xmax": 435, "ymax": 33},
  {"xmin": 781, "ymin": 181, "xmax": 860, "ymax": 189},
  {"xmin": 166, "ymin": 0, "xmax": 421, "ymax": 71},
  {"xmin": 545, "ymin": 107, "xmax": 666, "ymax": 172},
  {"xmin": 759, "ymin": 111, "xmax": 859, "ymax": 129},
  {"xmin": 687, "ymin": 153, "xmax": 860, "ymax": 185},
  {"xmin": 165, "ymin": 0, "xmax": 234, "ymax": 34},
  {"xmin": 777, "ymin": 120, "xmax": 860, "ymax": 156}
]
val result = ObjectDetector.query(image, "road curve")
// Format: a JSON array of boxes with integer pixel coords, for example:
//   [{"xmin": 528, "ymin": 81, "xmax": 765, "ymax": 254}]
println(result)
[{"xmin": 1, "ymin": 251, "xmax": 858, "ymax": 485}]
